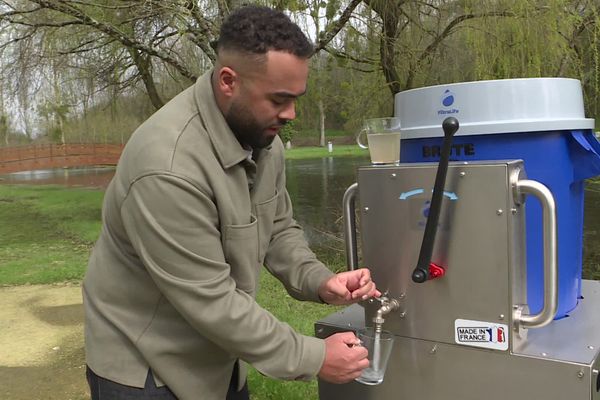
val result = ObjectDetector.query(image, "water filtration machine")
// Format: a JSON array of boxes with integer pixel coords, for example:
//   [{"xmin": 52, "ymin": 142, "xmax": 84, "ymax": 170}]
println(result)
[{"xmin": 316, "ymin": 78, "xmax": 600, "ymax": 400}]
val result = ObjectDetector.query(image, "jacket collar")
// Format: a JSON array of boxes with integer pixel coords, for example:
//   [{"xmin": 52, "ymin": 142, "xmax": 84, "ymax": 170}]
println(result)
[{"xmin": 193, "ymin": 70, "xmax": 252, "ymax": 169}]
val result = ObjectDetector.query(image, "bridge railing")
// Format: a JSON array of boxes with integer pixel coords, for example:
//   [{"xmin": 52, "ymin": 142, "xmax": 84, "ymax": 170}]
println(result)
[{"xmin": 0, "ymin": 143, "xmax": 124, "ymax": 174}]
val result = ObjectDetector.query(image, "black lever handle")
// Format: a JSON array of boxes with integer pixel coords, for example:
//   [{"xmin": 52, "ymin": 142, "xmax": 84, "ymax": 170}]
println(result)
[{"xmin": 412, "ymin": 117, "xmax": 459, "ymax": 283}]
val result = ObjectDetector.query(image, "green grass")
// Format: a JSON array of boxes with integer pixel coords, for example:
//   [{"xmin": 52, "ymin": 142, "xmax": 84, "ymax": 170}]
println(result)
[
  {"xmin": 285, "ymin": 144, "xmax": 368, "ymax": 159},
  {"xmin": 0, "ymin": 185, "xmax": 103, "ymax": 285},
  {"xmin": 0, "ymin": 183, "xmax": 342, "ymax": 399},
  {"xmin": 248, "ymin": 272, "xmax": 339, "ymax": 399},
  {"xmin": 297, "ymin": 129, "xmax": 350, "ymax": 138}
]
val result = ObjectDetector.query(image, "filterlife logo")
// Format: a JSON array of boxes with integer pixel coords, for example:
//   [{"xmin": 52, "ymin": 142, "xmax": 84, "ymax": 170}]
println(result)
[{"xmin": 438, "ymin": 89, "xmax": 459, "ymax": 115}]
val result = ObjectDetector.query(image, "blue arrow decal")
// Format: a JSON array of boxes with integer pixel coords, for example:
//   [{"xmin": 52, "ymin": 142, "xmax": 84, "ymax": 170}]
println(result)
[
  {"xmin": 399, "ymin": 189, "xmax": 424, "ymax": 200},
  {"xmin": 443, "ymin": 191, "xmax": 458, "ymax": 200}
]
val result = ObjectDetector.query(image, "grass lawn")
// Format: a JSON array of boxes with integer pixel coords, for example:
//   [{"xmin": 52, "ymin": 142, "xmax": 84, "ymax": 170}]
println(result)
[
  {"xmin": 285, "ymin": 144, "xmax": 367, "ymax": 159},
  {"xmin": 0, "ymin": 185, "xmax": 101, "ymax": 285},
  {"xmin": 0, "ymin": 183, "xmax": 341, "ymax": 399}
]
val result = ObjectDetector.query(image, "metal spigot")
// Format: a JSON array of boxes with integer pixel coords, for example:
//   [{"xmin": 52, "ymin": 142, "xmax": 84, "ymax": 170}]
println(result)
[{"xmin": 370, "ymin": 296, "xmax": 400, "ymax": 334}]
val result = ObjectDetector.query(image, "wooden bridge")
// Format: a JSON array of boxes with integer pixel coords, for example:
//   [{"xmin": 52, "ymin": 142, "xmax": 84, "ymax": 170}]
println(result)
[{"xmin": 0, "ymin": 143, "xmax": 124, "ymax": 174}]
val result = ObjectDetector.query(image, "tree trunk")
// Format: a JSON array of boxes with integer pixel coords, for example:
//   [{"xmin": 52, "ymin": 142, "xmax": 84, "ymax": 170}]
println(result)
[
  {"xmin": 59, "ymin": 117, "xmax": 65, "ymax": 145},
  {"xmin": 318, "ymin": 99, "xmax": 326, "ymax": 147},
  {"xmin": 0, "ymin": 92, "xmax": 7, "ymax": 146},
  {"xmin": 131, "ymin": 50, "xmax": 164, "ymax": 110},
  {"xmin": 0, "ymin": 116, "xmax": 8, "ymax": 146},
  {"xmin": 362, "ymin": 0, "xmax": 404, "ymax": 95},
  {"xmin": 379, "ymin": 5, "xmax": 402, "ymax": 94}
]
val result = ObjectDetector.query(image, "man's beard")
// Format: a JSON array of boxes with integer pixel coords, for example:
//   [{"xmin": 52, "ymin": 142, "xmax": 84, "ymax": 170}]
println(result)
[{"xmin": 225, "ymin": 99, "xmax": 285, "ymax": 149}]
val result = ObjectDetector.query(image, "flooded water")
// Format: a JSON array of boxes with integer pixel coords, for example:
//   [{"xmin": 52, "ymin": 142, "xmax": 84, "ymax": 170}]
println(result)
[
  {"xmin": 0, "ymin": 167, "xmax": 116, "ymax": 189},
  {"xmin": 285, "ymin": 157, "xmax": 367, "ymax": 266},
  {"xmin": 0, "ymin": 158, "xmax": 599, "ymax": 277}
]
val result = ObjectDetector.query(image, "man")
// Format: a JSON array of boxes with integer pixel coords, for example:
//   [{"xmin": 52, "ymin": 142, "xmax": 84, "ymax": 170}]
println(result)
[{"xmin": 83, "ymin": 5, "xmax": 379, "ymax": 400}]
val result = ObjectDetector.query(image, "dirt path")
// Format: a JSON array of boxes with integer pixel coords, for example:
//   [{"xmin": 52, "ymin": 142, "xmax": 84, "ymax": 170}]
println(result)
[{"xmin": 0, "ymin": 284, "xmax": 89, "ymax": 400}]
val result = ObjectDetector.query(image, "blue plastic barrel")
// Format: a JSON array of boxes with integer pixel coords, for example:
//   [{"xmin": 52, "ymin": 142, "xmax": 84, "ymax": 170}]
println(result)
[{"xmin": 395, "ymin": 78, "xmax": 600, "ymax": 318}]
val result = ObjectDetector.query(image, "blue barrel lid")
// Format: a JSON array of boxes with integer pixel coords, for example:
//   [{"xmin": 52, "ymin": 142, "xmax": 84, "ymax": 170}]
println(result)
[{"xmin": 395, "ymin": 78, "xmax": 595, "ymax": 139}]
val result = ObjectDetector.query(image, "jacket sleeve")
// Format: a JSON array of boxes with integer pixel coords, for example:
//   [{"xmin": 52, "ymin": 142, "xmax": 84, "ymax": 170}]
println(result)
[
  {"xmin": 120, "ymin": 173, "xmax": 325, "ymax": 381},
  {"xmin": 263, "ymin": 141, "xmax": 335, "ymax": 302}
]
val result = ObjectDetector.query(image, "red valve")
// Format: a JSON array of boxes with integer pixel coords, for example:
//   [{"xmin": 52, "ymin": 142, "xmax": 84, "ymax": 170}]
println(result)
[{"xmin": 428, "ymin": 263, "xmax": 446, "ymax": 279}]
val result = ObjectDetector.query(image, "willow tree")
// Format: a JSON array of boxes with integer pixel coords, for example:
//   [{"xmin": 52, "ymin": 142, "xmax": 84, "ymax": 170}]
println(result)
[
  {"xmin": 462, "ymin": 0, "xmax": 599, "ymax": 121},
  {"xmin": 302, "ymin": 0, "xmax": 521, "ymax": 117},
  {"xmin": 0, "ymin": 0, "xmax": 365, "ymax": 143},
  {"xmin": 0, "ymin": 0, "xmax": 361, "ymax": 106},
  {"xmin": 318, "ymin": 0, "xmax": 599, "ymax": 122},
  {"xmin": 347, "ymin": 0, "xmax": 516, "ymax": 94}
]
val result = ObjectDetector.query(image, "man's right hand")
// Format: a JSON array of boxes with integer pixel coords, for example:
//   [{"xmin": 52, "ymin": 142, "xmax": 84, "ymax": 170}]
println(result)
[{"xmin": 318, "ymin": 331, "xmax": 369, "ymax": 383}]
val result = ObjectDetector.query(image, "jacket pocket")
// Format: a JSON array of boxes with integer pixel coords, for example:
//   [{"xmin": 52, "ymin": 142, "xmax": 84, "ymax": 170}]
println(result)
[
  {"xmin": 222, "ymin": 215, "xmax": 259, "ymax": 293},
  {"xmin": 255, "ymin": 190, "xmax": 279, "ymax": 264}
]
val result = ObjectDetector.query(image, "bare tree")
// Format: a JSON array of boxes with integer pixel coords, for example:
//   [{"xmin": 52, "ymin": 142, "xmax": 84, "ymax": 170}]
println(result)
[{"xmin": 1, "ymin": 1, "xmax": 598, "ymax": 145}]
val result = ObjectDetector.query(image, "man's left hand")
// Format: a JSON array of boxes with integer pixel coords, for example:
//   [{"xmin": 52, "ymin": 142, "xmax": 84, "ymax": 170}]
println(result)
[{"xmin": 318, "ymin": 268, "xmax": 381, "ymax": 305}]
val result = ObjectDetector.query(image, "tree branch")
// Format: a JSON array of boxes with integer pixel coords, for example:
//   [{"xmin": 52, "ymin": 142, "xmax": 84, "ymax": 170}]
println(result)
[
  {"xmin": 556, "ymin": 10, "xmax": 596, "ymax": 75},
  {"xmin": 0, "ymin": 29, "xmax": 35, "ymax": 49},
  {"xmin": 405, "ymin": 11, "xmax": 514, "ymax": 89},
  {"xmin": 0, "ymin": 3, "xmax": 42, "ymax": 18},
  {"xmin": 324, "ymin": 46, "xmax": 378, "ymax": 65},
  {"xmin": 29, "ymin": 0, "xmax": 198, "ymax": 81},
  {"xmin": 314, "ymin": 0, "xmax": 363, "ymax": 54},
  {"xmin": 58, "ymin": 37, "xmax": 117, "ymax": 55}
]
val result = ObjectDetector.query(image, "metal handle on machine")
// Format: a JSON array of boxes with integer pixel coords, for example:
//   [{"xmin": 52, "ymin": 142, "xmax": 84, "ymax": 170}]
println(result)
[
  {"xmin": 514, "ymin": 179, "xmax": 558, "ymax": 329},
  {"xmin": 343, "ymin": 183, "xmax": 359, "ymax": 271},
  {"xmin": 412, "ymin": 117, "xmax": 460, "ymax": 283}
]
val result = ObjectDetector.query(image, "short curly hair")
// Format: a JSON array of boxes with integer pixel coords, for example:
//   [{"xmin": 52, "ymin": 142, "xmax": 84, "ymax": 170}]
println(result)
[{"xmin": 216, "ymin": 5, "xmax": 313, "ymax": 58}]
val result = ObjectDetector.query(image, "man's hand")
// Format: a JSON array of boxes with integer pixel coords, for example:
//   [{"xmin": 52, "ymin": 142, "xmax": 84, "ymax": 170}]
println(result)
[
  {"xmin": 318, "ymin": 332, "xmax": 369, "ymax": 383},
  {"xmin": 318, "ymin": 268, "xmax": 381, "ymax": 305}
]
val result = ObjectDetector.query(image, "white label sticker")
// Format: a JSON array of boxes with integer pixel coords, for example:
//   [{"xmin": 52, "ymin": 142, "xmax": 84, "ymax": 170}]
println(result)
[{"xmin": 454, "ymin": 319, "xmax": 509, "ymax": 351}]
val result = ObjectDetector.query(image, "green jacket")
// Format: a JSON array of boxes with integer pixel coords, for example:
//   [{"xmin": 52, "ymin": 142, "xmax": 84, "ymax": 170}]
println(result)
[{"xmin": 83, "ymin": 71, "xmax": 334, "ymax": 399}]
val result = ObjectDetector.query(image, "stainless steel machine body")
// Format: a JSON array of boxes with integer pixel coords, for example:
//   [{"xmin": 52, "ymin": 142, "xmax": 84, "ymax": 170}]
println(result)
[{"xmin": 317, "ymin": 160, "xmax": 600, "ymax": 400}]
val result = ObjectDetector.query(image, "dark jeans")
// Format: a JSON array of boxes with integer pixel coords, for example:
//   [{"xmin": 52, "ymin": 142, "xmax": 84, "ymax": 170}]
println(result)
[{"xmin": 86, "ymin": 364, "xmax": 250, "ymax": 400}]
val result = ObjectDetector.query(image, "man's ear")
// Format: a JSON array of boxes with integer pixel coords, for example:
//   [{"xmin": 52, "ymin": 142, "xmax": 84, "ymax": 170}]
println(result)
[{"xmin": 216, "ymin": 66, "xmax": 238, "ymax": 98}]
